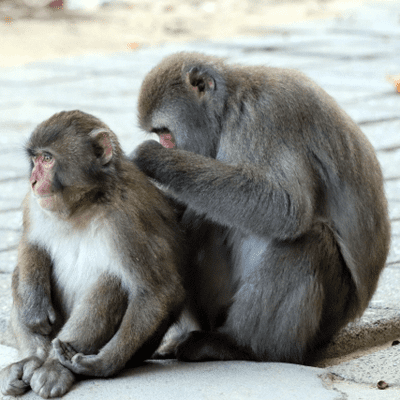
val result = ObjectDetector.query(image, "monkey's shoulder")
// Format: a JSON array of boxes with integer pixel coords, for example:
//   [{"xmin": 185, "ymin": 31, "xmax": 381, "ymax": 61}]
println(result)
[{"xmin": 114, "ymin": 162, "xmax": 180, "ymax": 224}]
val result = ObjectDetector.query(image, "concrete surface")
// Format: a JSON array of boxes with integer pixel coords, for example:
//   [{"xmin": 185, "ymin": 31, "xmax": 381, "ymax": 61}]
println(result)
[
  {"xmin": 1, "ymin": 1, "xmax": 400, "ymax": 399},
  {"xmin": 0, "ymin": 346, "xmax": 340, "ymax": 400},
  {"xmin": 329, "ymin": 345, "xmax": 400, "ymax": 387}
]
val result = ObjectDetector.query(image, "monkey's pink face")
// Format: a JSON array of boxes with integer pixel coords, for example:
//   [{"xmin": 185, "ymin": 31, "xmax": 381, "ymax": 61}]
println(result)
[
  {"xmin": 160, "ymin": 134, "xmax": 176, "ymax": 149},
  {"xmin": 30, "ymin": 153, "xmax": 56, "ymax": 210}
]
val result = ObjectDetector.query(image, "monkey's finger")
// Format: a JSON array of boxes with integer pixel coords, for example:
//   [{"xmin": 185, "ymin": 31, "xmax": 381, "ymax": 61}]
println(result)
[
  {"xmin": 36, "ymin": 320, "xmax": 52, "ymax": 336},
  {"xmin": 53, "ymin": 338, "xmax": 62, "ymax": 351},
  {"xmin": 60, "ymin": 343, "xmax": 75, "ymax": 359},
  {"xmin": 27, "ymin": 311, "xmax": 53, "ymax": 335},
  {"xmin": 55, "ymin": 350, "xmax": 71, "ymax": 368},
  {"xmin": 47, "ymin": 306, "xmax": 56, "ymax": 325},
  {"xmin": 63, "ymin": 342, "xmax": 78, "ymax": 359},
  {"xmin": 53, "ymin": 339, "xmax": 77, "ymax": 361},
  {"xmin": 128, "ymin": 139, "xmax": 162, "ymax": 162},
  {"xmin": 58, "ymin": 354, "xmax": 98, "ymax": 375},
  {"xmin": 56, "ymin": 354, "xmax": 78, "ymax": 372},
  {"xmin": 53, "ymin": 338, "xmax": 67, "ymax": 358},
  {"xmin": 7, "ymin": 379, "xmax": 29, "ymax": 397}
]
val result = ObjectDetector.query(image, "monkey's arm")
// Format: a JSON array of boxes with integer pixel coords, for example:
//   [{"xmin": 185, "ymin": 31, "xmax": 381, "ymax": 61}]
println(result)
[
  {"xmin": 13, "ymin": 238, "xmax": 56, "ymax": 335},
  {"xmin": 133, "ymin": 140, "xmax": 316, "ymax": 240}
]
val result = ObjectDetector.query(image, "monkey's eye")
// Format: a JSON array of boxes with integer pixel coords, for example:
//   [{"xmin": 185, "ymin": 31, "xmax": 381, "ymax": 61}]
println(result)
[
  {"xmin": 152, "ymin": 127, "xmax": 170, "ymax": 134},
  {"xmin": 43, "ymin": 153, "xmax": 53, "ymax": 162}
]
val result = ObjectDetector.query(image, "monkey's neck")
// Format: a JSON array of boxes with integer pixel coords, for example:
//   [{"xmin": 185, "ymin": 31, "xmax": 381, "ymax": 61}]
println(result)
[{"xmin": 39, "ymin": 187, "xmax": 109, "ymax": 227}]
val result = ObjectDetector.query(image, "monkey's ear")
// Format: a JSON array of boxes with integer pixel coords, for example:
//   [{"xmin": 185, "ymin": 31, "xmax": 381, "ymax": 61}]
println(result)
[
  {"xmin": 90, "ymin": 128, "xmax": 114, "ymax": 165},
  {"xmin": 185, "ymin": 66, "xmax": 216, "ymax": 97}
]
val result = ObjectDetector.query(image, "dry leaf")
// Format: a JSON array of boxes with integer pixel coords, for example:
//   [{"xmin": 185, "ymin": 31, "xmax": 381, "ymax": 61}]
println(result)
[{"xmin": 386, "ymin": 74, "xmax": 400, "ymax": 93}]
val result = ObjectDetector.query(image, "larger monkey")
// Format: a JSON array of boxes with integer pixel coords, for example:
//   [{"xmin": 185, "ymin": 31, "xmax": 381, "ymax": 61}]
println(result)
[
  {"xmin": 59, "ymin": 52, "xmax": 390, "ymax": 370},
  {"xmin": 0, "ymin": 110, "xmax": 185, "ymax": 398},
  {"xmin": 133, "ymin": 52, "xmax": 391, "ymax": 363}
]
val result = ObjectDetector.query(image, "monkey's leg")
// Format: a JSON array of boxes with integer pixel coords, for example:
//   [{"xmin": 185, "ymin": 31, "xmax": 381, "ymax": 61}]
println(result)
[
  {"xmin": 52, "ymin": 276, "xmax": 127, "ymax": 368},
  {"xmin": 175, "ymin": 330, "xmax": 255, "ymax": 361},
  {"xmin": 0, "ymin": 306, "xmax": 51, "ymax": 396},
  {"xmin": 178, "ymin": 224, "xmax": 353, "ymax": 364},
  {"xmin": 30, "ymin": 276, "xmax": 127, "ymax": 398},
  {"xmin": 55, "ymin": 275, "xmax": 128, "ymax": 355},
  {"xmin": 55, "ymin": 281, "xmax": 181, "ymax": 377}
]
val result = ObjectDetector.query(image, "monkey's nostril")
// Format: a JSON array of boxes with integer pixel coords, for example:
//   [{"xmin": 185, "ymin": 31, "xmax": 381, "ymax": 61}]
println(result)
[{"xmin": 31, "ymin": 180, "xmax": 37, "ymax": 188}]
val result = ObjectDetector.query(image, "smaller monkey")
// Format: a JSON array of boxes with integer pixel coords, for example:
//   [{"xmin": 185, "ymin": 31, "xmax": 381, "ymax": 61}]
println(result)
[{"xmin": 0, "ymin": 110, "xmax": 185, "ymax": 398}]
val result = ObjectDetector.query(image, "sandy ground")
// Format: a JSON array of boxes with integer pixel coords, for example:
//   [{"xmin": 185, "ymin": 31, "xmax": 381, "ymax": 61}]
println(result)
[{"xmin": 0, "ymin": 0, "xmax": 396, "ymax": 68}]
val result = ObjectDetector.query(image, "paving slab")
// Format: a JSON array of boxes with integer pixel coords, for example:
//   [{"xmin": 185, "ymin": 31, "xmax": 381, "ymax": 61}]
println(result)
[
  {"xmin": 322, "ymin": 375, "xmax": 400, "ymax": 400},
  {"xmin": 329, "ymin": 345, "xmax": 400, "ymax": 386}
]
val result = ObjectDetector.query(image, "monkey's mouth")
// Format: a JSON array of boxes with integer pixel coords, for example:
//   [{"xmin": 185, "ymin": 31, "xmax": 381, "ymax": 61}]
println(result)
[
  {"xmin": 32, "ymin": 193, "xmax": 56, "ymax": 211},
  {"xmin": 160, "ymin": 133, "xmax": 176, "ymax": 149},
  {"xmin": 32, "ymin": 192, "xmax": 55, "ymax": 204}
]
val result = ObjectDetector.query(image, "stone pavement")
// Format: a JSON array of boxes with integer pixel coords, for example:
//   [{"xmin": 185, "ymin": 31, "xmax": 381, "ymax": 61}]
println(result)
[{"xmin": 1, "ymin": 1, "xmax": 400, "ymax": 399}]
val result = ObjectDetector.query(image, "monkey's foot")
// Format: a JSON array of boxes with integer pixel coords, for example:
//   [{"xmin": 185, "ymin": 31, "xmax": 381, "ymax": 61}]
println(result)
[
  {"xmin": 151, "ymin": 337, "xmax": 181, "ymax": 359},
  {"xmin": 0, "ymin": 356, "xmax": 43, "ymax": 396},
  {"xmin": 54, "ymin": 338, "xmax": 104, "ymax": 376},
  {"xmin": 176, "ymin": 331, "xmax": 254, "ymax": 362},
  {"xmin": 151, "ymin": 349, "xmax": 177, "ymax": 360},
  {"xmin": 30, "ymin": 359, "xmax": 74, "ymax": 399}
]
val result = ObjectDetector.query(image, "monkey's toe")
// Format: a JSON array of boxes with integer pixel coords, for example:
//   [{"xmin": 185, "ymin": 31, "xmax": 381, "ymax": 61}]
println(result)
[
  {"xmin": 176, "ymin": 331, "xmax": 210, "ymax": 361},
  {"xmin": 0, "ymin": 362, "xmax": 30, "ymax": 396},
  {"xmin": 21, "ymin": 356, "xmax": 44, "ymax": 385},
  {"xmin": 30, "ymin": 360, "xmax": 74, "ymax": 399}
]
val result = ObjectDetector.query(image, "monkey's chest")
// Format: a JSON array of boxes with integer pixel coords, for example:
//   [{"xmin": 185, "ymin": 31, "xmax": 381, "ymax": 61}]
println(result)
[
  {"xmin": 50, "ymin": 232, "xmax": 118, "ymax": 313},
  {"xmin": 28, "ymin": 209, "xmax": 124, "ymax": 316}
]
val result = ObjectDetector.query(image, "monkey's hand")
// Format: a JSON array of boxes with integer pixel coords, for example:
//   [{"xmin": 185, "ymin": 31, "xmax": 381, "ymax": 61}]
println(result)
[
  {"xmin": 54, "ymin": 339, "xmax": 104, "ymax": 376},
  {"xmin": 130, "ymin": 140, "xmax": 166, "ymax": 180},
  {"xmin": 18, "ymin": 288, "xmax": 56, "ymax": 335}
]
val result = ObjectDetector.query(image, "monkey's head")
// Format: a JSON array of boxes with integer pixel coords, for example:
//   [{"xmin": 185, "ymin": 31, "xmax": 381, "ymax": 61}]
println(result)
[
  {"xmin": 26, "ymin": 110, "xmax": 122, "ymax": 213},
  {"xmin": 138, "ymin": 52, "xmax": 228, "ymax": 158}
]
